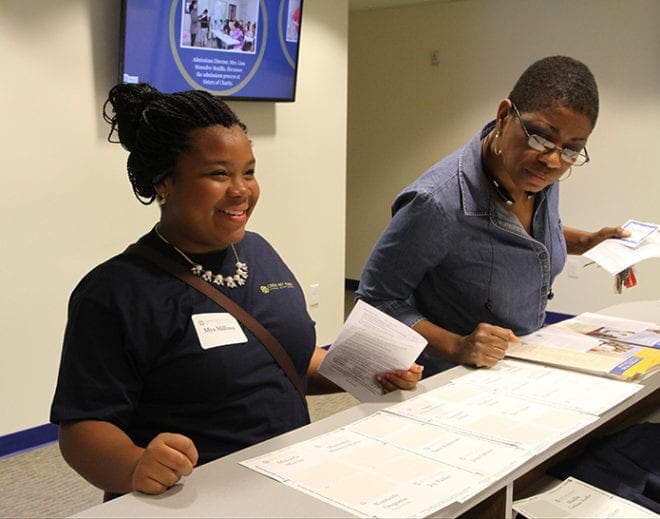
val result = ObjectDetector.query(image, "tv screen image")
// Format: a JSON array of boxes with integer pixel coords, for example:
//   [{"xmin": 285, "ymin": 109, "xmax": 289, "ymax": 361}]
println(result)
[{"xmin": 120, "ymin": 0, "xmax": 303, "ymax": 101}]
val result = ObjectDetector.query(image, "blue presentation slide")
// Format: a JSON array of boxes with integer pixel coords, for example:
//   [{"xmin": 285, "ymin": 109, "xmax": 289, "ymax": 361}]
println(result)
[{"xmin": 121, "ymin": 0, "xmax": 302, "ymax": 101}]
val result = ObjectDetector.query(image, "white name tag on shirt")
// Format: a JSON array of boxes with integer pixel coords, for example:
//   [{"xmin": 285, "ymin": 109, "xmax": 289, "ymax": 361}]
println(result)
[{"xmin": 191, "ymin": 313, "xmax": 248, "ymax": 349}]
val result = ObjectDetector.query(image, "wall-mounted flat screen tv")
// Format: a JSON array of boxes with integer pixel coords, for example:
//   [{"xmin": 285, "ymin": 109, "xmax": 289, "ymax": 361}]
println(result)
[{"xmin": 120, "ymin": 0, "xmax": 303, "ymax": 101}]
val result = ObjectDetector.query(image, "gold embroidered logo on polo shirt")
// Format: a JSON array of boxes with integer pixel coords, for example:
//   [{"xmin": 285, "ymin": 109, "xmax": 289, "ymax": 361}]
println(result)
[{"xmin": 259, "ymin": 281, "xmax": 294, "ymax": 294}]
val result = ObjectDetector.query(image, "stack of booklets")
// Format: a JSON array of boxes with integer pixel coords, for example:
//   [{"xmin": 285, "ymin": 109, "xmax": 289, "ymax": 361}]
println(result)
[{"xmin": 508, "ymin": 312, "xmax": 660, "ymax": 381}]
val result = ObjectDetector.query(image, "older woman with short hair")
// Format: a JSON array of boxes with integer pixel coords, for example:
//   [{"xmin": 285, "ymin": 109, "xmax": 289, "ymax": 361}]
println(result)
[{"xmin": 358, "ymin": 56, "xmax": 628, "ymax": 377}]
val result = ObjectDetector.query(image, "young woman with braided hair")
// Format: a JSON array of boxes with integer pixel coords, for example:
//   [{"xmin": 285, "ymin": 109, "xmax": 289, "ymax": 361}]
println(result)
[{"xmin": 50, "ymin": 83, "xmax": 423, "ymax": 499}]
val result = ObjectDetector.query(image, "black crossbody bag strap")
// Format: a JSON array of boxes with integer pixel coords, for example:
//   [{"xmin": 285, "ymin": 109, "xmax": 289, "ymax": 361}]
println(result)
[{"xmin": 124, "ymin": 243, "xmax": 309, "ymax": 410}]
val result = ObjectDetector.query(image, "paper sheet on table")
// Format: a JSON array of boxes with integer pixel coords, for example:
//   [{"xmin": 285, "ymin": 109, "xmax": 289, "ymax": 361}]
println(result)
[
  {"xmin": 318, "ymin": 300, "xmax": 427, "ymax": 401},
  {"xmin": 450, "ymin": 359, "xmax": 643, "ymax": 416},
  {"xmin": 583, "ymin": 226, "xmax": 660, "ymax": 274},
  {"xmin": 241, "ymin": 426, "xmax": 486, "ymax": 519},
  {"xmin": 241, "ymin": 360, "xmax": 635, "ymax": 518},
  {"xmin": 512, "ymin": 477, "xmax": 659, "ymax": 518},
  {"xmin": 520, "ymin": 326, "xmax": 604, "ymax": 353},
  {"xmin": 557, "ymin": 312, "xmax": 660, "ymax": 349},
  {"xmin": 384, "ymin": 383, "xmax": 598, "ymax": 453}
]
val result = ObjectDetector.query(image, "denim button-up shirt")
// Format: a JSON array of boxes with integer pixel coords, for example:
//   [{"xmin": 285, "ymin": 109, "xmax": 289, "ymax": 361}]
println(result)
[{"xmin": 357, "ymin": 122, "xmax": 567, "ymax": 375}]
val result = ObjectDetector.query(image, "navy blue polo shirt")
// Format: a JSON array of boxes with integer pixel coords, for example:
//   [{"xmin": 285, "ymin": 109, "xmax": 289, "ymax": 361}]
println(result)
[{"xmin": 51, "ymin": 229, "xmax": 315, "ymax": 465}]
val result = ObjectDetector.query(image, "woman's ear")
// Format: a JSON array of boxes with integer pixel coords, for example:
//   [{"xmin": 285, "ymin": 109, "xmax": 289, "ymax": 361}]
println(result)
[
  {"xmin": 494, "ymin": 99, "xmax": 513, "ymax": 132},
  {"xmin": 153, "ymin": 173, "xmax": 171, "ymax": 206}
]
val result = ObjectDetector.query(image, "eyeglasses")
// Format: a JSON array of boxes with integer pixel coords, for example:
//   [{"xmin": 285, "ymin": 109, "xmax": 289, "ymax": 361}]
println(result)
[{"xmin": 511, "ymin": 103, "xmax": 590, "ymax": 166}]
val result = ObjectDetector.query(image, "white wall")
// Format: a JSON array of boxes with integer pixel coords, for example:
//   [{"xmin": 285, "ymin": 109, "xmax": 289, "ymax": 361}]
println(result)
[
  {"xmin": 0, "ymin": 0, "xmax": 347, "ymax": 437},
  {"xmin": 346, "ymin": 0, "xmax": 659, "ymax": 315}
]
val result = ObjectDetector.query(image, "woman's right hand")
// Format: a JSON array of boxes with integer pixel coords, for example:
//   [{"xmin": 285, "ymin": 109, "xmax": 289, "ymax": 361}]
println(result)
[
  {"xmin": 59, "ymin": 420, "xmax": 199, "ymax": 496},
  {"xmin": 131, "ymin": 432, "xmax": 199, "ymax": 495},
  {"xmin": 457, "ymin": 322, "xmax": 518, "ymax": 368}
]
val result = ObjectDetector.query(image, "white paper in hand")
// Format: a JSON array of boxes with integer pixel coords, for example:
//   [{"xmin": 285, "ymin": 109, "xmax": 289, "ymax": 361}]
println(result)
[
  {"xmin": 583, "ymin": 220, "xmax": 660, "ymax": 274},
  {"xmin": 318, "ymin": 300, "xmax": 427, "ymax": 401}
]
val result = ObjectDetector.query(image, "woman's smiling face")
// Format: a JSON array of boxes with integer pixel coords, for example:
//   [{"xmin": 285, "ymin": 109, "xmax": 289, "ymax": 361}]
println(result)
[{"xmin": 156, "ymin": 124, "xmax": 259, "ymax": 253}]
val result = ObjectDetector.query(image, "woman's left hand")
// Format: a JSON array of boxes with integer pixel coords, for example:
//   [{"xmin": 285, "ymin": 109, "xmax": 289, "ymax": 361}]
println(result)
[
  {"xmin": 564, "ymin": 226, "xmax": 631, "ymax": 255},
  {"xmin": 376, "ymin": 363, "xmax": 424, "ymax": 393},
  {"xmin": 587, "ymin": 226, "xmax": 631, "ymax": 249}
]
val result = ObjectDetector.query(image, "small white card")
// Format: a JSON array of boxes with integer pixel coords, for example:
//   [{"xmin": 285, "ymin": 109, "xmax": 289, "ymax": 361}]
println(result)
[
  {"xmin": 513, "ymin": 476, "xmax": 658, "ymax": 518},
  {"xmin": 191, "ymin": 313, "xmax": 248, "ymax": 349},
  {"xmin": 619, "ymin": 219, "xmax": 658, "ymax": 248}
]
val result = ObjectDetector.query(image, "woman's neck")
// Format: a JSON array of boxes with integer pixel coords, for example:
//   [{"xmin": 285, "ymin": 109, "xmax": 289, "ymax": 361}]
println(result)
[{"xmin": 481, "ymin": 130, "xmax": 531, "ymax": 205}]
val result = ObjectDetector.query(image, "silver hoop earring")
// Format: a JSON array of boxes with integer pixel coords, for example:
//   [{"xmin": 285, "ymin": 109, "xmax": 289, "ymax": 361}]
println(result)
[
  {"xmin": 558, "ymin": 167, "xmax": 573, "ymax": 182},
  {"xmin": 157, "ymin": 193, "xmax": 167, "ymax": 207}
]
